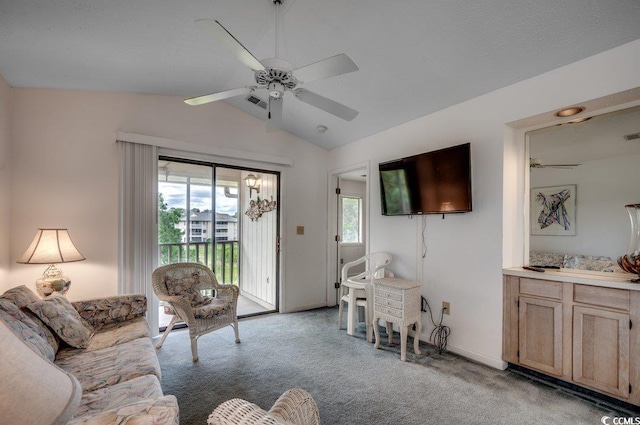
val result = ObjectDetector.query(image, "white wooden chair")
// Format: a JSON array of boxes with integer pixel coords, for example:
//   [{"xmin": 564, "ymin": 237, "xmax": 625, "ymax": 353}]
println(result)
[
  {"xmin": 152, "ymin": 262, "xmax": 240, "ymax": 362},
  {"xmin": 338, "ymin": 252, "xmax": 392, "ymax": 342}
]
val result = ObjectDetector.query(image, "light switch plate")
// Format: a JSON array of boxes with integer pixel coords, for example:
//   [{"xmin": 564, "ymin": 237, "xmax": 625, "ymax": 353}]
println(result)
[{"xmin": 296, "ymin": 226, "xmax": 304, "ymax": 235}]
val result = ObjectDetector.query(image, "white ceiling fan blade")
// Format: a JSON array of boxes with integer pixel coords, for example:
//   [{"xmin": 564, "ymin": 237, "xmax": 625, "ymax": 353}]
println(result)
[
  {"xmin": 267, "ymin": 97, "xmax": 283, "ymax": 131},
  {"xmin": 543, "ymin": 165, "xmax": 580, "ymax": 169},
  {"xmin": 529, "ymin": 158, "xmax": 580, "ymax": 169},
  {"xmin": 185, "ymin": 86, "xmax": 252, "ymax": 106},
  {"xmin": 294, "ymin": 89, "xmax": 358, "ymax": 121},
  {"xmin": 195, "ymin": 19, "xmax": 265, "ymax": 72},
  {"xmin": 550, "ymin": 163, "xmax": 581, "ymax": 167},
  {"xmin": 293, "ymin": 53, "xmax": 359, "ymax": 83}
]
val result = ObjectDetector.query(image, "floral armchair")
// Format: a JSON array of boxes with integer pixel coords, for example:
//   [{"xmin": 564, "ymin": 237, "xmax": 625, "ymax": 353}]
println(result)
[{"xmin": 152, "ymin": 262, "xmax": 240, "ymax": 362}]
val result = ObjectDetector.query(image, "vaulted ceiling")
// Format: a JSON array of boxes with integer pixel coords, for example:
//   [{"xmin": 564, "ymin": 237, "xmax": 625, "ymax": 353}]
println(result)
[{"xmin": 1, "ymin": 0, "xmax": 639, "ymax": 150}]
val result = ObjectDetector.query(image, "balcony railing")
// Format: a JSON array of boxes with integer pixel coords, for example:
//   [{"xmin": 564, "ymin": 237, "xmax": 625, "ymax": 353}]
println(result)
[{"xmin": 158, "ymin": 240, "xmax": 239, "ymax": 285}]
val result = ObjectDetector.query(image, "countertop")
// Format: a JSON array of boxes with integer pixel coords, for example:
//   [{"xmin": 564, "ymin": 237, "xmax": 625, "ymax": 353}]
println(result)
[{"xmin": 503, "ymin": 267, "xmax": 640, "ymax": 291}]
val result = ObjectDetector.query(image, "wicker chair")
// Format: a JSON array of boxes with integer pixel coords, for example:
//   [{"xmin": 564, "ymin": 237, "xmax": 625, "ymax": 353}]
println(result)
[
  {"xmin": 152, "ymin": 262, "xmax": 240, "ymax": 362},
  {"xmin": 208, "ymin": 388, "xmax": 321, "ymax": 425}
]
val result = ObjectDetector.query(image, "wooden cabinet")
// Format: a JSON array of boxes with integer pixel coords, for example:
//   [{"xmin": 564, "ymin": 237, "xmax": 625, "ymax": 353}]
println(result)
[
  {"xmin": 503, "ymin": 274, "xmax": 640, "ymax": 406},
  {"xmin": 518, "ymin": 296, "xmax": 563, "ymax": 376},
  {"xmin": 573, "ymin": 305, "xmax": 630, "ymax": 398}
]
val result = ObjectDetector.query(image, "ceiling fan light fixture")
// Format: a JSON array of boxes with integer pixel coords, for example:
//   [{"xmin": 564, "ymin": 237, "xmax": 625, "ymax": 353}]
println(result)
[
  {"xmin": 555, "ymin": 106, "xmax": 585, "ymax": 117},
  {"xmin": 268, "ymin": 82, "xmax": 285, "ymax": 98}
]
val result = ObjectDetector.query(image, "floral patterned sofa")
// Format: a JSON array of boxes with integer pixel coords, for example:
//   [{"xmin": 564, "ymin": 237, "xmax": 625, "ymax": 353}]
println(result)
[{"xmin": 0, "ymin": 285, "xmax": 179, "ymax": 424}]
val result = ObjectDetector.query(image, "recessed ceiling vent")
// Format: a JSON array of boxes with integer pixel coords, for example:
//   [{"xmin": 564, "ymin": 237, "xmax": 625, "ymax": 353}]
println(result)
[
  {"xmin": 624, "ymin": 132, "xmax": 640, "ymax": 141},
  {"xmin": 246, "ymin": 95, "xmax": 267, "ymax": 110}
]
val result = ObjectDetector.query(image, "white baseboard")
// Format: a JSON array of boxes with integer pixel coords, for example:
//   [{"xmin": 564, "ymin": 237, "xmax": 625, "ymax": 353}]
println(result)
[
  {"xmin": 410, "ymin": 333, "xmax": 507, "ymax": 370},
  {"xmin": 442, "ymin": 342, "xmax": 507, "ymax": 370}
]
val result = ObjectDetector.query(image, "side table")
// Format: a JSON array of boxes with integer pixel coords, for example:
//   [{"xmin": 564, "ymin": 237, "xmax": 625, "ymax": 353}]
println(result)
[{"xmin": 372, "ymin": 277, "xmax": 422, "ymax": 361}]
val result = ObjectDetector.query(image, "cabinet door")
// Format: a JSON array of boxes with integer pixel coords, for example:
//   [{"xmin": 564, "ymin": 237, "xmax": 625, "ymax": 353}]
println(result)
[
  {"xmin": 573, "ymin": 305, "xmax": 630, "ymax": 398},
  {"xmin": 519, "ymin": 296, "xmax": 563, "ymax": 376}
]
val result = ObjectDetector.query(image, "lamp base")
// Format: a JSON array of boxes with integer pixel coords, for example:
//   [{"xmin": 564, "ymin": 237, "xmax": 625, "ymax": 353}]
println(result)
[{"xmin": 35, "ymin": 265, "xmax": 71, "ymax": 297}]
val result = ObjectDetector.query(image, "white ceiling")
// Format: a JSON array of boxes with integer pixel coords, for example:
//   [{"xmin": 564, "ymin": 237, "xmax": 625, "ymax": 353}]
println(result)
[{"xmin": 1, "ymin": 0, "xmax": 639, "ymax": 150}]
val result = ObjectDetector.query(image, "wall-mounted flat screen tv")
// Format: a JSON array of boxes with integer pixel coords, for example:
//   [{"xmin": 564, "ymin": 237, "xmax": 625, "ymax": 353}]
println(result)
[{"xmin": 379, "ymin": 143, "xmax": 472, "ymax": 216}]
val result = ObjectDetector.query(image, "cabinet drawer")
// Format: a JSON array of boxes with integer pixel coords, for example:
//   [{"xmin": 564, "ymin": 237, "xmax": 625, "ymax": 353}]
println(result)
[
  {"xmin": 519, "ymin": 278, "xmax": 563, "ymax": 300},
  {"xmin": 375, "ymin": 305, "xmax": 403, "ymax": 319},
  {"xmin": 375, "ymin": 289, "xmax": 403, "ymax": 302},
  {"xmin": 376, "ymin": 297, "xmax": 403, "ymax": 310},
  {"xmin": 574, "ymin": 284, "xmax": 629, "ymax": 312}
]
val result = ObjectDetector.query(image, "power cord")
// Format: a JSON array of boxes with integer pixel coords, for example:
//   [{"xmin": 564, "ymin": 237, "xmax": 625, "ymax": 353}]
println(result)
[
  {"xmin": 421, "ymin": 296, "xmax": 450, "ymax": 354},
  {"xmin": 421, "ymin": 215, "xmax": 427, "ymax": 259}
]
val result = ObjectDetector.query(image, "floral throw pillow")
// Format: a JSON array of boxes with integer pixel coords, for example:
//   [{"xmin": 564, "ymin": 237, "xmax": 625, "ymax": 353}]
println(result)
[
  {"xmin": 0, "ymin": 285, "xmax": 41, "ymax": 308},
  {"xmin": 0, "ymin": 286, "xmax": 60, "ymax": 353},
  {"xmin": 27, "ymin": 293, "xmax": 95, "ymax": 348},
  {"xmin": 0, "ymin": 301, "xmax": 56, "ymax": 361},
  {"xmin": 165, "ymin": 272, "xmax": 206, "ymax": 307}
]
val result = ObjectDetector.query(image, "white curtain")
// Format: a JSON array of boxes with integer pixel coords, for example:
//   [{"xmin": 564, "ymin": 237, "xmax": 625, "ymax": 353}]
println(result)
[{"xmin": 117, "ymin": 141, "xmax": 159, "ymax": 336}]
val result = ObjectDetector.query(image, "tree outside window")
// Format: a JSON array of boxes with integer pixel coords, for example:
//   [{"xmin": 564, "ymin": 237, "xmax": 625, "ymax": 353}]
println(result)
[
  {"xmin": 158, "ymin": 193, "xmax": 184, "ymax": 244},
  {"xmin": 158, "ymin": 193, "xmax": 185, "ymax": 265},
  {"xmin": 341, "ymin": 196, "xmax": 361, "ymax": 244}
]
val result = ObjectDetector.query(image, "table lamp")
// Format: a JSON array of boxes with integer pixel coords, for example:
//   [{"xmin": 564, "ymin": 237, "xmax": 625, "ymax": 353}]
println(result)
[
  {"xmin": 17, "ymin": 228, "xmax": 85, "ymax": 297},
  {"xmin": 0, "ymin": 317, "xmax": 82, "ymax": 425}
]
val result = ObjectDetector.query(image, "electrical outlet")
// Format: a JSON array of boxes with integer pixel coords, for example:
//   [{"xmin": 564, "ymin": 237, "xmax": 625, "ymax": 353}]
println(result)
[{"xmin": 442, "ymin": 301, "xmax": 450, "ymax": 315}]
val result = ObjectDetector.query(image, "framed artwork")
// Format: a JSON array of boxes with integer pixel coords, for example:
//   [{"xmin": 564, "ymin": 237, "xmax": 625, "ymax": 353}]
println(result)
[{"xmin": 531, "ymin": 185, "xmax": 576, "ymax": 236}]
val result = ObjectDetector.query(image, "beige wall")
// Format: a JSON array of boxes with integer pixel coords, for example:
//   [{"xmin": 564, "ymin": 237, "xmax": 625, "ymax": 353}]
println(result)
[
  {"xmin": 6, "ymin": 89, "xmax": 329, "ymax": 312},
  {"xmin": 328, "ymin": 39, "xmax": 640, "ymax": 368},
  {"xmin": 0, "ymin": 74, "xmax": 10, "ymax": 285}
]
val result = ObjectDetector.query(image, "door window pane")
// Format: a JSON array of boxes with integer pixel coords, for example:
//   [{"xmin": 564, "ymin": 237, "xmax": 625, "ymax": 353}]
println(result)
[
  {"xmin": 341, "ymin": 196, "xmax": 361, "ymax": 244},
  {"xmin": 158, "ymin": 160, "xmax": 213, "ymax": 266}
]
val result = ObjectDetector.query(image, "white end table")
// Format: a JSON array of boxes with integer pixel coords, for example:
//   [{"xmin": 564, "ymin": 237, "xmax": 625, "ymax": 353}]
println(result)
[{"xmin": 372, "ymin": 277, "xmax": 422, "ymax": 361}]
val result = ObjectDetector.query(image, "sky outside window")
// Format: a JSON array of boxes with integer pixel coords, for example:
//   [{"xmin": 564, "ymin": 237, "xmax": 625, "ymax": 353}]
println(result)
[{"xmin": 159, "ymin": 182, "xmax": 237, "ymax": 215}]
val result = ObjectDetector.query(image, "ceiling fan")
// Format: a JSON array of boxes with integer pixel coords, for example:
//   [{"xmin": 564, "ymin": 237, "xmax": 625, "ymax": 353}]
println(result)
[
  {"xmin": 185, "ymin": 0, "xmax": 359, "ymax": 131},
  {"xmin": 529, "ymin": 158, "xmax": 581, "ymax": 169}
]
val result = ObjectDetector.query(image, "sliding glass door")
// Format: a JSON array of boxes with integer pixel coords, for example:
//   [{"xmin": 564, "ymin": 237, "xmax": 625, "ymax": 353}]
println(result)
[{"xmin": 157, "ymin": 157, "xmax": 279, "ymax": 327}]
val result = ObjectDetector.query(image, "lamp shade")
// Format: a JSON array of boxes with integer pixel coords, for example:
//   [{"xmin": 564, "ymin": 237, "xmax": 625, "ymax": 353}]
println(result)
[
  {"xmin": 0, "ymin": 317, "xmax": 82, "ymax": 425},
  {"xmin": 17, "ymin": 229, "xmax": 85, "ymax": 265}
]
